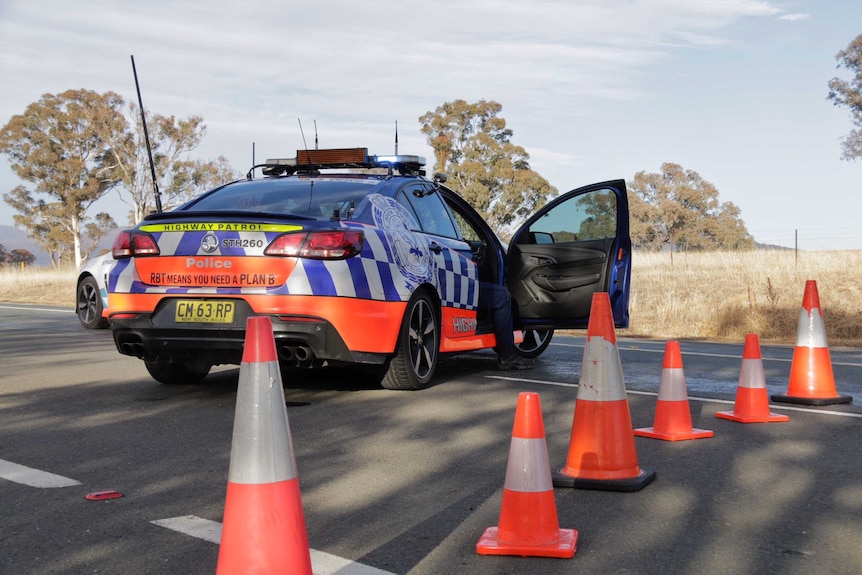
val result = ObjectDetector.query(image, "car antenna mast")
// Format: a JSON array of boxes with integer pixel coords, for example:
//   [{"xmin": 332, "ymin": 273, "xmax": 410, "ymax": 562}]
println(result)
[
  {"xmin": 298, "ymin": 118, "xmax": 308, "ymax": 152},
  {"xmin": 130, "ymin": 55, "xmax": 162, "ymax": 213}
]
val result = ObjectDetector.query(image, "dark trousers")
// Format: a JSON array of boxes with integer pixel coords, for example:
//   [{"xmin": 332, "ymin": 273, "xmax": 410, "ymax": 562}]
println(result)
[{"xmin": 478, "ymin": 282, "xmax": 515, "ymax": 355}]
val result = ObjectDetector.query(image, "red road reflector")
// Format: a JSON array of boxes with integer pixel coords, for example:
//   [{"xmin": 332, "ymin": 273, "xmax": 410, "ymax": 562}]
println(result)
[{"xmin": 85, "ymin": 490, "xmax": 123, "ymax": 501}]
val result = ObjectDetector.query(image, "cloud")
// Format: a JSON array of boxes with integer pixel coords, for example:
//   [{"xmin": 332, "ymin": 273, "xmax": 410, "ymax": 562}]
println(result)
[
  {"xmin": 0, "ymin": 0, "xmax": 798, "ymax": 204},
  {"xmin": 778, "ymin": 13, "xmax": 810, "ymax": 21}
]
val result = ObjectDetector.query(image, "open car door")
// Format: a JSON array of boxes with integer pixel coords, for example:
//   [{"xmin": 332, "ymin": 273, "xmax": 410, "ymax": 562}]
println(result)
[{"xmin": 507, "ymin": 179, "xmax": 631, "ymax": 330}]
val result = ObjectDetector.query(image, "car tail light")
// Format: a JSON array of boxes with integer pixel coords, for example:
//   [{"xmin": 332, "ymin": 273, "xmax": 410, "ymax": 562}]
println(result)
[
  {"xmin": 265, "ymin": 230, "xmax": 364, "ymax": 259},
  {"xmin": 112, "ymin": 230, "xmax": 160, "ymax": 259}
]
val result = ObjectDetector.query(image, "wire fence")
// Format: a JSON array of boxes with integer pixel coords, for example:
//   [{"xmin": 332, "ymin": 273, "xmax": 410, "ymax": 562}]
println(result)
[{"xmin": 750, "ymin": 227, "xmax": 862, "ymax": 251}]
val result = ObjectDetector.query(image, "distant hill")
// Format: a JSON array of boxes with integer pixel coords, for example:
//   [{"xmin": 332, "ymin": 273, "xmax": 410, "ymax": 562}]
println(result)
[
  {"xmin": 0, "ymin": 225, "xmax": 117, "ymax": 267},
  {"xmin": 0, "ymin": 225, "xmax": 53, "ymax": 266}
]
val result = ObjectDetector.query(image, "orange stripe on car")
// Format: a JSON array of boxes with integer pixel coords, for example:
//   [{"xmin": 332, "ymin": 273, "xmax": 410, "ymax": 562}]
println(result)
[{"xmin": 108, "ymin": 294, "xmax": 406, "ymax": 354}]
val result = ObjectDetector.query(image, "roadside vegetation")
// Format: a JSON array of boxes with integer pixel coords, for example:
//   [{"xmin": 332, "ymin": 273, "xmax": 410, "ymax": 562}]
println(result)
[
  {"xmin": 628, "ymin": 250, "xmax": 862, "ymax": 347},
  {"xmin": 0, "ymin": 266, "xmax": 77, "ymax": 307},
  {"xmin": 3, "ymin": 249, "xmax": 861, "ymax": 347}
]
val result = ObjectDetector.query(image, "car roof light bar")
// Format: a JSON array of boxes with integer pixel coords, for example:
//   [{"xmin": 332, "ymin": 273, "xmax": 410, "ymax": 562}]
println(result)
[{"xmin": 249, "ymin": 148, "xmax": 426, "ymax": 178}]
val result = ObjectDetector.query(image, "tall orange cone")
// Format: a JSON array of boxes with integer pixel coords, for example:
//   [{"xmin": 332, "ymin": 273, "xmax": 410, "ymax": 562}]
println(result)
[
  {"xmin": 772, "ymin": 280, "xmax": 852, "ymax": 406},
  {"xmin": 634, "ymin": 341, "xmax": 714, "ymax": 441},
  {"xmin": 216, "ymin": 316, "xmax": 313, "ymax": 575},
  {"xmin": 553, "ymin": 292, "xmax": 655, "ymax": 492},
  {"xmin": 477, "ymin": 392, "xmax": 577, "ymax": 558},
  {"xmin": 717, "ymin": 333, "xmax": 789, "ymax": 423}
]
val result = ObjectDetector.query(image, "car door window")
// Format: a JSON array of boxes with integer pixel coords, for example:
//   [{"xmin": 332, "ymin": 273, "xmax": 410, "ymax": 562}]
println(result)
[
  {"xmin": 522, "ymin": 189, "xmax": 617, "ymax": 243},
  {"xmin": 394, "ymin": 189, "xmax": 422, "ymax": 231},
  {"xmin": 449, "ymin": 209, "xmax": 481, "ymax": 242},
  {"xmin": 396, "ymin": 185, "xmax": 459, "ymax": 239}
]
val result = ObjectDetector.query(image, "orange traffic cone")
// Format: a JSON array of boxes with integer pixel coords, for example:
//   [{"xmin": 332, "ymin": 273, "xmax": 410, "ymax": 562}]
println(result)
[
  {"xmin": 216, "ymin": 316, "xmax": 313, "ymax": 575},
  {"xmin": 717, "ymin": 333, "xmax": 789, "ymax": 423},
  {"xmin": 553, "ymin": 292, "xmax": 656, "ymax": 492},
  {"xmin": 634, "ymin": 341, "xmax": 713, "ymax": 441},
  {"xmin": 772, "ymin": 280, "xmax": 852, "ymax": 406},
  {"xmin": 477, "ymin": 392, "xmax": 577, "ymax": 558}
]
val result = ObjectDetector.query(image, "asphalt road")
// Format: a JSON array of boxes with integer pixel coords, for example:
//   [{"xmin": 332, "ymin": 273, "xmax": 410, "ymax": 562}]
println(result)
[{"xmin": 2, "ymin": 303, "xmax": 861, "ymax": 575}]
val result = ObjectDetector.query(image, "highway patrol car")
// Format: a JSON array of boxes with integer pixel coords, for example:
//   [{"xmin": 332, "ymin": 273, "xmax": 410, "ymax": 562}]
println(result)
[{"xmin": 107, "ymin": 147, "xmax": 631, "ymax": 389}]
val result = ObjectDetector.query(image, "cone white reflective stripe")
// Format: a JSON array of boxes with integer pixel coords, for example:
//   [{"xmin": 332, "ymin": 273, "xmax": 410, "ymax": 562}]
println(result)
[
  {"xmin": 227, "ymin": 358, "xmax": 298, "ymax": 485},
  {"xmin": 504, "ymin": 438, "xmax": 553, "ymax": 493},
  {"xmin": 657, "ymin": 368, "xmax": 688, "ymax": 400},
  {"xmin": 577, "ymin": 337, "xmax": 627, "ymax": 402},
  {"xmin": 738, "ymin": 358, "xmax": 766, "ymax": 389},
  {"xmin": 796, "ymin": 307, "xmax": 828, "ymax": 348}
]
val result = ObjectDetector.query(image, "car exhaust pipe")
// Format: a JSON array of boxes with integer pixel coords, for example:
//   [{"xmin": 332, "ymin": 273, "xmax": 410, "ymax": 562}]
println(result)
[
  {"xmin": 120, "ymin": 342, "xmax": 144, "ymax": 357},
  {"xmin": 279, "ymin": 346, "xmax": 294, "ymax": 362},
  {"xmin": 294, "ymin": 346, "xmax": 311, "ymax": 362}
]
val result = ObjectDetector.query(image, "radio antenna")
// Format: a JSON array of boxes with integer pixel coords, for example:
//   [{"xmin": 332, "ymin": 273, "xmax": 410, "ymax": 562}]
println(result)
[
  {"xmin": 130, "ymin": 55, "xmax": 162, "ymax": 213},
  {"xmin": 395, "ymin": 121, "xmax": 399, "ymax": 154},
  {"xmin": 314, "ymin": 120, "xmax": 318, "ymax": 149},
  {"xmin": 298, "ymin": 118, "xmax": 308, "ymax": 151}
]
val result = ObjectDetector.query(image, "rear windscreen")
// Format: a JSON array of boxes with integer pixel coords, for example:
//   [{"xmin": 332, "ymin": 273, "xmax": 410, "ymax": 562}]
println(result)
[{"xmin": 185, "ymin": 177, "xmax": 380, "ymax": 219}]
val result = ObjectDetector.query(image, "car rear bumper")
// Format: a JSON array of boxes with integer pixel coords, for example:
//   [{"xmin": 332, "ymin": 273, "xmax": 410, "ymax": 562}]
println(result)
[{"xmin": 110, "ymin": 298, "xmax": 388, "ymax": 367}]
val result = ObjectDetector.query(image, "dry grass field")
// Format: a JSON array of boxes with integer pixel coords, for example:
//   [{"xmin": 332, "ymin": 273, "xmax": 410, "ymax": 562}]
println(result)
[
  {"xmin": 628, "ymin": 250, "xmax": 862, "ymax": 347},
  {"xmin": 0, "ymin": 267, "xmax": 78, "ymax": 307},
  {"xmin": 2, "ymin": 250, "xmax": 861, "ymax": 347}
]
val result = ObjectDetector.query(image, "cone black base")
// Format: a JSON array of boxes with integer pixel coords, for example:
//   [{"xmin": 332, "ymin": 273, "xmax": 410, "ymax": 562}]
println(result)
[
  {"xmin": 552, "ymin": 467, "xmax": 656, "ymax": 492},
  {"xmin": 771, "ymin": 393, "xmax": 852, "ymax": 406}
]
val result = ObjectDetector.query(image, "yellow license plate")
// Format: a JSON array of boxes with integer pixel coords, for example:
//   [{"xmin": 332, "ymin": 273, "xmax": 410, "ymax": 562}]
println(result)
[{"xmin": 175, "ymin": 300, "xmax": 236, "ymax": 323}]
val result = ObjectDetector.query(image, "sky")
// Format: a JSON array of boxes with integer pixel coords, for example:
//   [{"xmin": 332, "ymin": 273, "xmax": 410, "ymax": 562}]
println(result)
[{"xmin": 0, "ymin": 0, "xmax": 860, "ymax": 250}]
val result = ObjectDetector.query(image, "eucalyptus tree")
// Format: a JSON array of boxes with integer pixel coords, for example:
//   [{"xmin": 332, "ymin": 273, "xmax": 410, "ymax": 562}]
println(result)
[{"xmin": 419, "ymin": 99, "xmax": 556, "ymax": 235}]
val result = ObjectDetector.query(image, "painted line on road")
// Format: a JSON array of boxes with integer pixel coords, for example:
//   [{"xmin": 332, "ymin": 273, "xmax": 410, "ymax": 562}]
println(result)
[
  {"xmin": 550, "ymin": 341, "xmax": 862, "ymax": 367},
  {"xmin": 486, "ymin": 375, "xmax": 862, "ymax": 419},
  {"xmin": 0, "ymin": 304, "xmax": 73, "ymax": 314},
  {"xmin": 151, "ymin": 515, "xmax": 396, "ymax": 575},
  {"xmin": 0, "ymin": 459, "xmax": 82, "ymax": 487}
]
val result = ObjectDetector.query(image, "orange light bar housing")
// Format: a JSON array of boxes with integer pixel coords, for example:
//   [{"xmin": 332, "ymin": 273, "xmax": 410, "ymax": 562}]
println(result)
[{"xmin": 297, "ymin": 148, "xmax": 368, "ymax": 165}]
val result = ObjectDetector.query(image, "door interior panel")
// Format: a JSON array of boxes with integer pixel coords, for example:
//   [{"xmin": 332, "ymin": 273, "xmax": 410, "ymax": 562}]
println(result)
[{"xmin": 508, "ymin": 238, "xmax": 614, "ymax": 322}]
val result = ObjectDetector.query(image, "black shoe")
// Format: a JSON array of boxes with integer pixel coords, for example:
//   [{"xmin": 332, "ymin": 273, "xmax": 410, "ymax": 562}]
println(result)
[{"xmin": 497, "ymin": 355, "xmax": 534, "ymax": 371}]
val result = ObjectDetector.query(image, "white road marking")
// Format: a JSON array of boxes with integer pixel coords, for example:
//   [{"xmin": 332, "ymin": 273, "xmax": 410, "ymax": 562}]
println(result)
[
  {"xmin": 0, "ymin": 464, "xmax": 395, "ymax": 574},
  {"xmin": 151, "ymin": 515, "xmax": 222, "ymax": 543},
  {"xmin": 0, "ymin": 304, "xmax": 73, "ymax": 314},
  {"xmin": 486, "ymin": 376, "xmax": 862, "ymax": 419},
  {"xmin": 0, "ymin": 459, "xmax": 81, "ymax": 487},
  {"xmin": 551, "ymin": 341, "xmax": 862, "ymax": 367},
  {"xmin": 151, "ymin": 515, "xmax": 397, "ymax": 575}
]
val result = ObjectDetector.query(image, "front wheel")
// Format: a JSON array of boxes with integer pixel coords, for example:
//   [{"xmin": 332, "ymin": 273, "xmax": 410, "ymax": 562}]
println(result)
[
  {"xmin": 381, "ymin": 291, "xmax": 439, "ymax": 390},
  {"xmin": 515, "ymin": 328, "xmax": 554, "ymax": 359},
  {"xmin": 144, "ymin": 355, "xmax": 211, "ymax": 385}
]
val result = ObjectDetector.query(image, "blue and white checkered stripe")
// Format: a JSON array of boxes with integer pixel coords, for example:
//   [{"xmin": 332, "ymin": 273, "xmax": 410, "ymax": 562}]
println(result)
[{"xmin": 436, "ymin": 247, "xmax": 477, "ymax": 310}]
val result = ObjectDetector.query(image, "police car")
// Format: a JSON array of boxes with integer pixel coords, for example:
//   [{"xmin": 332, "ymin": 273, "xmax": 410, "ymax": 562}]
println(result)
[{"xmin": 107, "ymin": 147, "xmax": 631, "ymax": 389}]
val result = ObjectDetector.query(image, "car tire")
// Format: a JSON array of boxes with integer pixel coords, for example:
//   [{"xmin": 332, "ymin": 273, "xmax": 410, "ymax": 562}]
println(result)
[
  {"xmin": 76, "ymin": 276, "xmax": 109, "ymax": 330},
  {"xmin": 515, "ymin": 328, "xmax": 554, "ymax": 359},
  {"xmin": 144, "ymin": 355, "xmax": 211, "ymax": 385},
  {"xmin": 381, "ymin": 290, "xmax": 439, "ymax": 390}
]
